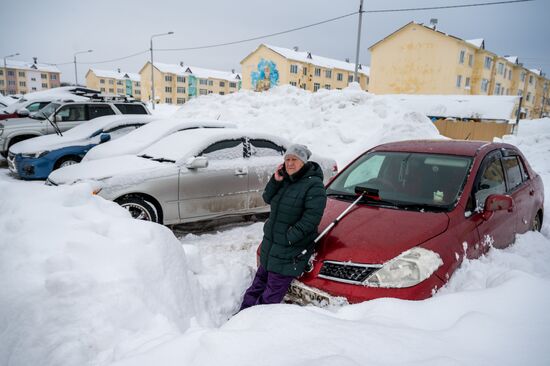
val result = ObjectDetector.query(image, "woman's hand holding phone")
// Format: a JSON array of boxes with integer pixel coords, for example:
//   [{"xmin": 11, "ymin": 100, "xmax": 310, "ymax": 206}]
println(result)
[{"xmin": 274, "ymin": 163, "xmax": 284, "ymax": 181}]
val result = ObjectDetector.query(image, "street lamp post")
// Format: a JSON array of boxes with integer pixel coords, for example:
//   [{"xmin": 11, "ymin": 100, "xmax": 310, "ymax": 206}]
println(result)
[
  {"xmin": 353, "ymin": 0, "xmax": 364, "ymax": 83},
  {"xmin": 150, "ymin": 31, "xmax": 174, "ymax": 110},
  {"xmin": 73, "ymin": 49, "xmax": 93, "ymax": 86},
  {"xmin": 3, "ymin": 52, "xmax": 19, "ymax": 95}
]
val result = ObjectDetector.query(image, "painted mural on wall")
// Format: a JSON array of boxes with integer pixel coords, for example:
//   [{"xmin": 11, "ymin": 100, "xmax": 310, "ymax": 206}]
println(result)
[
  {"xmin": 251, "ymin": 58, "xmax": 279, "ymax": 92},
  {"xmin": 188, "ymin": 75, "xmax": 197, "ymax": 97}
]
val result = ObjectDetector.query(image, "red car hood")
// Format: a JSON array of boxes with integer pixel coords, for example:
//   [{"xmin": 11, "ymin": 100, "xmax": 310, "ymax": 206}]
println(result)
[{"xmin": 315, "ymin": 198, "xmax": 449, "ymax": 264}]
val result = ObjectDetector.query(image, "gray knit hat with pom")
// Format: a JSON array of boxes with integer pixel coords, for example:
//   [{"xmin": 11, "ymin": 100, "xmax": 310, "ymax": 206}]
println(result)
[{"xmin": 284, "ymin": 144, "xmax": 312, "ymax": 163}]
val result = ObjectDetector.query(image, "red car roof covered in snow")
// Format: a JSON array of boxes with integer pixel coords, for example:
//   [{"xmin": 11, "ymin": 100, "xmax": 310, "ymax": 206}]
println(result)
[{"xmin": 370, "ymin": 139, "xmax": 514, "ymax": 157}]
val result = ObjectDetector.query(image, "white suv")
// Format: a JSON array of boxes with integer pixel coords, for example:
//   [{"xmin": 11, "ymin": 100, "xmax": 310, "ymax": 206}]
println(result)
[{"xmin": 0, "ymin": 100, "xmax": 150, "ymax": 157}]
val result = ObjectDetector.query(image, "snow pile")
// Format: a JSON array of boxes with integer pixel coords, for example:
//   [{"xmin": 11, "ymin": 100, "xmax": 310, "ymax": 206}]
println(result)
[
  {"xmin": 148, "ymin": 103, "xmax": 180, "ymax": 118},
  {"xmin": 0, "ymin": 179, "xmax": 202, "ymax": 365},
  {"xmin": 389, "ymin": 94, "xmax": 519, "ymax": 120},
  {"xmin": 175, "ymin": 84, "xmax": 443, "ymax": 166}
]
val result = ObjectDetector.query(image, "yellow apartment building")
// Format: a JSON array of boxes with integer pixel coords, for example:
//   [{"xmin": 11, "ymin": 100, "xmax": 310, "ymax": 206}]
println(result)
[
  {"xmin": 139, "ymin": 62, "xmax": 241, "ymax": 105},
  {"xmin": 369, "ymin": 22, "xmax": 549, "ymax": 118},
  {"xmin": 240, "ymin": 44, "xmax": 369, "ymax": 92},
  {"xmin": 85, "ymin": 68, "xmax": 142, "ymax": 100},
  {"xmin": 1, "ymin": 58, "xmax": 61, "ymax": 96}
]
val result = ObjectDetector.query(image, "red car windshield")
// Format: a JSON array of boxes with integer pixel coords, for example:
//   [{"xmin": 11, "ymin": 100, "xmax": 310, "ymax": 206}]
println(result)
[{"xmin": 327, "ymin": 151, "xmax": 473, "ymax": 210}]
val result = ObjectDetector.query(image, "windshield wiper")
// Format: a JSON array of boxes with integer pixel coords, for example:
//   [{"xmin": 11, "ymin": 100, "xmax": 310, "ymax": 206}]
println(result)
[
  {"xmin": 44, "ymin": 114, "xmax": 62, "ymax": 136},
  {"xmin": 151, "ymin": 157, "xmax": 175, "ymax": 163},
  {"xmin": 395, "ymin": 203, "xmax": 447, "ymax": 212},
  {"xmin": 327, "ymin": 191, "xmax": 398, "ymax": 208}
]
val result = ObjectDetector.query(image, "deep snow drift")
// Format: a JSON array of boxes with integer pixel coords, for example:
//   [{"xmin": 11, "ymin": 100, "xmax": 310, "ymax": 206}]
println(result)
[{"xmin": 1, "ymin": 86, "xmax": 550, "ymax": 366}]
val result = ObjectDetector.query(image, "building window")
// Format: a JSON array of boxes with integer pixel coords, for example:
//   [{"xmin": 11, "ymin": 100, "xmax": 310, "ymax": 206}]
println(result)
[
  {"xmin": 220, "ymin": 91, "xmax": 225, "ymax": 95},
  {"xmin": 526, "ymin": 92, "xmax": 531, "ymax": 102},
  {"xmin": 325, "ymin": 70, "xmax": 332, "ymax": 78},
  {"xmin": 208, "ymin": 80, "xmax": 213, "ymax": 86},
  {"xmin": 165, "ymin": 97, "xmax": 172, "ymax": 103},
  {"xmin": 465, "ymin": 77, "xmax": 471, "ymax": 89},
  {"xmin": 109, "ymin": 88, "xmax": 114, "ymax": 93},
  {"xmin": 303, "ymin": 67, "xmax": 307, "ymax": 76},
  {"xmin": 18, "ymin": 71, "xmax": 25, "ymax": 77},
  {"xmin": 509, "ymin": 71, "xmax": 512, "ymax": 81},
  {"xmin": 116, "ymin": 88, "xmax": 123, "ymax": 94},
  {"xmin": 100, "ymin": 87, "xmax": 105, "ymax": 92},
  {"xmin": 468, "ymin": 54, "xmax": 473, "ymax": 67},
  {"xmin": 229, "ymin": 82, "xmax": 237, "ymax": 88},
  {"xmin": 51, "ymin": 74, "xmax": 57, "ymax": 80},
  {"xmin": 529, "ymin": 75, "xmax": 534, "ymax": 84},
  {"xmin": 314, "ymin": 68, "xmax": 321, "ymax": 77},
  {"xmin": 19, "ymin": 81, "xmax": 26, "ymax": 87},
  {"xmin": 324, "ymin": 84, "xmax": 331, "ymax": 90},
  {"xmin": 177, "ymin": 76, "xmax": 185, "ymax": 83},
  {"xmin": 497, "ymin": 62, "xmax": 504, "ymax": 75},
  {"xmin": 199, "ymin": 79, "xmax": 208, "ymax": 85},
  {"xmin": 32, "ymin": 87, "xmax": 37, "ymax": 91},
  {"xmin": 135, "ymin": 89, "xmax": 141, "ymax": 95},
  {"xmin": 109, "ymin": 79, "xmax": 114, "ymax": 85},
  {"xmin": 177, "ymin": 98, "xmax": 185, "ymax": 104},
  {"xmin": 521, "ymin": 72, "xmax": 526, "ymax": 82},
  {"xmin": 517, "ymin": 89, "xmax": 523, "ymax": 96},
  {"xmin": 100, "ymin": 79, "xmax": 105, "ymax": 84},
  {"xmin": 495, "ymin": 83, "xmax": 501, "ymax": 95},
  {"xmin": 165, "ymin": 86, "xmax": 172, "ymax": 92},
  {"xmin": 313, "ymin": 83, "xmax": 320, "ymax": 92},
  {"xmin": 199, "ymin": 88, "xmax": 207, "ymax": 95},
  {"xmin": 484, "ymin": 56, "xmax": 492, "ymax": 70},
  {"xmin": 0, "ymin": 80, "xmax": 3, "ymax": 86},
  {"xmin": 8, "ymin": 80, "xmax": 15, "ymax": 86},
  {"xmin": 7, "ymin": 71, "xmax": 15, "ymax": 76},
  {"xmin": 290, "ymin": 64, "xmax": 298, "ymax": 74},
  {"xmin": 135, "ymin": 81, "xmax": 141, "ymax": 87},
  {"xmin": 348, "ymin": 75, "xmax": 353, "ymax": 83},
  {"xmin": 481, "ymin": 79, "xmax": 489, "ymax": 93},
  {"xmin": 41, "ymin": 73, "xmax": 47, "ymax": 79},
  {"xmin": 177, "ymin": 87, "xmax": 186, "ymax": 94},
  {"xmin": 208, "ymin": 90, "xmax": 213, "ymax": 94},
  {"xmin": 456, "ymin": 75, "xmax": 462, "ymax": 88},
  {"xmin": 220, "ymin": 81, "xmax": 225, "ymax": 87},
  {"xmin": 289, "ymin": 81, "xmax": 297, "ymax": 86},
  {"xmin": 165, "ymin": 75, "xmax": 172, "ymax": 82},
  {"xmin": 459, "ymin": 50, "xmax": 465, "ymax": 64},
  {"xmin": 117, "ymin": 80, "xmax": 123, "ymax": 85},
  {"xmin": 337, "ymin": 73, "xmax": 343, "ymax": 81},
  {"xmin": 31, "ymin": 77, "xmax": 36, "ymax": 81}
]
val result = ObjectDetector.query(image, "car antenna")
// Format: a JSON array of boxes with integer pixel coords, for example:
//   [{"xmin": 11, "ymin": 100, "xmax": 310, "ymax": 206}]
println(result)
[{"xmin": 216, "ymin": 114, "xmax": 221, "ymax": 120}]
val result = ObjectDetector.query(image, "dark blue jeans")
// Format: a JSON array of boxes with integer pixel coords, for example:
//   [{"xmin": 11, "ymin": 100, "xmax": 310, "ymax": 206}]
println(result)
[{"xmin": 239, "ymin": 265, "xmax": 295, "ymax": 311}]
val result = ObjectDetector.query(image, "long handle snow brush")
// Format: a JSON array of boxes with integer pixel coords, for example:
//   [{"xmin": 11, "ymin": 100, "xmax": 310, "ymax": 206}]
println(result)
[{"xmin": 297, "ymin": 185, "xmax": 378, "ymax": 261}]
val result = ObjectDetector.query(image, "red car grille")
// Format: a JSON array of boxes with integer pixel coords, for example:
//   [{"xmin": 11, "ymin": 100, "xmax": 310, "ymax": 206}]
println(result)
[{"xmin": 318, "ymin": 261, "xmax": 381, "ymax": 285}]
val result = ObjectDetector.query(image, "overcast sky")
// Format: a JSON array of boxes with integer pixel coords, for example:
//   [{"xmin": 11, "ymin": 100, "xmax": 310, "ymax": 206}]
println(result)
[{"xmin": 1, "ymin": 0, "xmax": 548, "ymax": 84}]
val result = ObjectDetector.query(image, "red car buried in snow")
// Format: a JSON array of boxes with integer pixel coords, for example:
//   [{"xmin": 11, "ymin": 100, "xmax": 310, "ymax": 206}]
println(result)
[{"xmin": 286, "ymin": 140, "xmax": 544, "ymax": 305}]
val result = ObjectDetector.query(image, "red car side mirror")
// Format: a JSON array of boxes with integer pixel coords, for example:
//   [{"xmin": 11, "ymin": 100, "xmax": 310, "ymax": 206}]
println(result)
[{"xmin": 482, "ymin": 194, "xmax": 514, "ymax": 220}]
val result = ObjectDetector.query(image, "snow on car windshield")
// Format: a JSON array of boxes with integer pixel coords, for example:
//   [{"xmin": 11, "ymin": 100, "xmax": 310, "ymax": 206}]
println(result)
[{"xmin": 328, "ymin": 151, "xmax": 472, "ymax": 208}]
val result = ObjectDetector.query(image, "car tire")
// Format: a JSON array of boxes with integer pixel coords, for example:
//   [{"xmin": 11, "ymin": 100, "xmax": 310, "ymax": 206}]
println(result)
[
  {"xmin": 54, "ymin": 156, "xmax": 82, "ymax": 170},
  {"xmin": 531, "ymin": 212, "xmax": 542, "ymax": 232},
  {"xmin": 118, "ymin": 196, "xmax": 158, "ymax": 222}
]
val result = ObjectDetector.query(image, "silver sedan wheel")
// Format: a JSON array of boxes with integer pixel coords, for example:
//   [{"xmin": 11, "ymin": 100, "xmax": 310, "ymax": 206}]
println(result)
[{"xmin": 120, "ymin": 201, "xmax": 154, "ymax": 221}]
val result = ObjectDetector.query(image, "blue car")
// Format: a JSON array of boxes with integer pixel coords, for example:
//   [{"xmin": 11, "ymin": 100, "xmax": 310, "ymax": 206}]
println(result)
[{"xmin": 7, "ymin": 114, "xmax": 158, "ymax": 179}]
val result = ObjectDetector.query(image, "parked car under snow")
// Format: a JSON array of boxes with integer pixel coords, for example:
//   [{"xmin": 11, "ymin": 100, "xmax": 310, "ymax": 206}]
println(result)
[
  {"xmin": 284, "ymin": 140, "xmax": 544, "ymax": 305},
  {"xmin": 7, "ymin": 115, "xmax": 159, "ymax": 179},
  {"xmin": 82, "ymin": 117, "xmax": 236, "ymax": 161},
  {"xmin": 46, "ymin": 128, "xmax": 338, "ymax": 225}
]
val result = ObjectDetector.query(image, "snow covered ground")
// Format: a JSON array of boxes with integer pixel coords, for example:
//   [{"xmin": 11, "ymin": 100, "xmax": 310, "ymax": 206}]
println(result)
[{"xmin": 1, "ymin": 86, "xmax": 550, "ymax": 366}]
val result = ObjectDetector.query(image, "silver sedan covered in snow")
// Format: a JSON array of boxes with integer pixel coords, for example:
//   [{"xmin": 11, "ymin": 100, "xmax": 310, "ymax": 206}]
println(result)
[{"xmin": 47, "ymin": 128, "xmax": 337, "ymax": 225}]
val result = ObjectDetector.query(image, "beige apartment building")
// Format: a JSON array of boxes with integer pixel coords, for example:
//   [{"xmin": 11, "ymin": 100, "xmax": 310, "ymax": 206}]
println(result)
[
  {"xmin": 1, "ymin": 58, "xmax": 61, "ymax": 96},
  {"xmin": 85, "ymin": 69, "xmax": 142, "ymax": 100},
  {"xmin": 240, "ymin": 44, "xmax": 369, "ymax": 92},
  {"xmin": 139, "ymin": 62, "xmax": 241, "ymax": 105},
  {"xmin": 369, "ymin": 22, "xmax": 549, "ymax": 118}
]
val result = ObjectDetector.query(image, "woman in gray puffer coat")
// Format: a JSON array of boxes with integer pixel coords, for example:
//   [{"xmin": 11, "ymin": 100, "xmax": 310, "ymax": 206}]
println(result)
[{"xmin": 240, "ymin": 144, "xmax": 327, "ymax": 310}]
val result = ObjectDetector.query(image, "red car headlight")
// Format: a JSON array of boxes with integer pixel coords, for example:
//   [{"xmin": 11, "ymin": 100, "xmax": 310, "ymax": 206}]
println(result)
[{"xmin": 363, "ymin": 248, "xmax": 443, "ymax": 288}]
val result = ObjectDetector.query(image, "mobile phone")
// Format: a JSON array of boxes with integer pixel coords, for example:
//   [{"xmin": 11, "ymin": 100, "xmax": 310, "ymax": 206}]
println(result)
[{"xmin": 278, "ymin": 165, "xmax": 286, "ymax": 176}]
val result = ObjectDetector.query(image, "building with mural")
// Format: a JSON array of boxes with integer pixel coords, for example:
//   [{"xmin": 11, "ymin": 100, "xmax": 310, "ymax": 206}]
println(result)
[
  {"xmin": 368, "ymin": 21, "xmax": 550, "ymax": 119},
  {"xmin": 139, "ymin": 62, "xmax": 241, "ymax": 105},
  {"xmin": 240, "ymin": 44, "xmax": 369, "ymax": 92},
  {"xmin": 0, "ymin": 58, "xmax": 60, "ymax": 96},
  {"xmin": 85, "ymin": 69, "xmax": 142, "ymax": 100}
]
